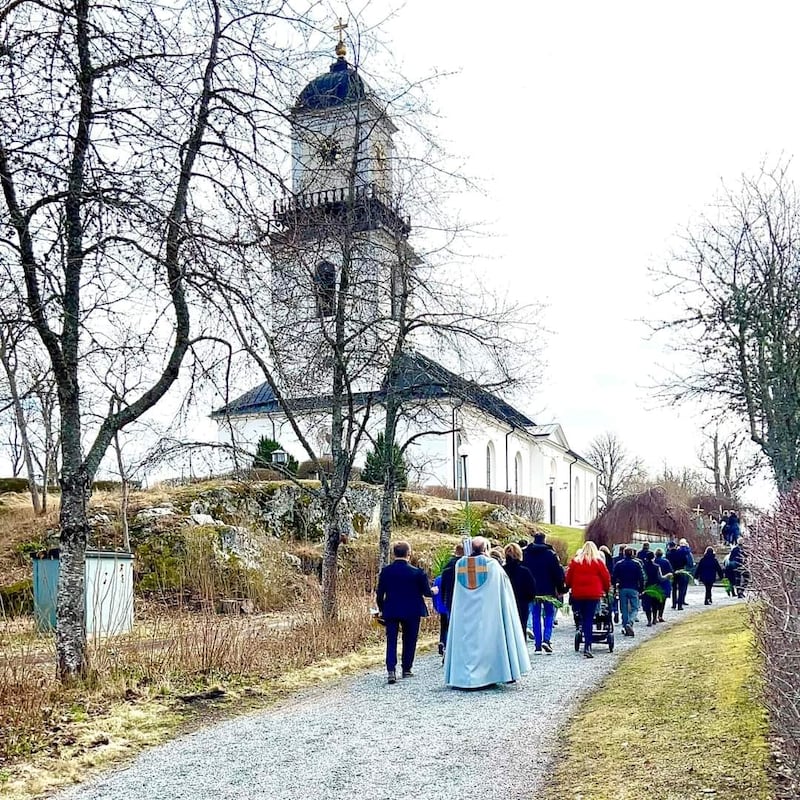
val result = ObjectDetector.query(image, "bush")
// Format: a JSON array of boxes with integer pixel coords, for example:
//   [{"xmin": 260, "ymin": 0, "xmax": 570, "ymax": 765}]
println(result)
[
  {"xmin": 360, "ymin": 433, "xmax": 408, "ymax": 489},
  {"xmin": 548, "ymin": 537, "xmax": 569, "ymax": 566},
  {"xmin": 748, "ymin": 490, "xmax": 800, "ymax": 798},
  {"xmin": 420, "ymin": 485, "xmax": 545, "ymax": 522},
  {"xmin": 0, "ymin": 578, "xmax": 34, "ymax": 616},
  {"xmin": 297, "ymin": 458, "xmax": 334, "ymax": 479},
  {"xmin": 0, "ymin": 477, "xmax": 31, "ymax": 493}
]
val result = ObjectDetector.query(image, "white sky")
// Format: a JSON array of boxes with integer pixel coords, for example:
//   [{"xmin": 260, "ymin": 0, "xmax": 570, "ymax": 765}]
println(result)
[
  {"xmin": 370, "ymin": 0, "xmax": 799, "ymax": 506},
  {"xmin": 3, "ymin": 1, "xmax": 791, "ymax": 507}
]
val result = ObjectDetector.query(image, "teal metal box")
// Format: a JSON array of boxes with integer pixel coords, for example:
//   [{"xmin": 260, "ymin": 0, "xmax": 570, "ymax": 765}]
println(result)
[{"xmin": 32, "ymin": 551, "xmax": 134, "ymax": 636}]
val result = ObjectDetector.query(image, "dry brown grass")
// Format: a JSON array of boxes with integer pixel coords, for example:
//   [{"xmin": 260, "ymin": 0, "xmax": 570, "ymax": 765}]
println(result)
[{"xmin": 0, "ymin": 575, "xmax": 392, "ymax": 799}]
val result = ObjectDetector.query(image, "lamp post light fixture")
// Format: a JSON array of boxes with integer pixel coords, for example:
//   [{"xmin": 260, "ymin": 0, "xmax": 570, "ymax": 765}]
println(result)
[
  {"xmin": 460, "ymin": 452, "xmax": 469, "ymax": 506},
  {"xmin": 271, "ymin": 448, "xmax": 289, "ymax": 467}
]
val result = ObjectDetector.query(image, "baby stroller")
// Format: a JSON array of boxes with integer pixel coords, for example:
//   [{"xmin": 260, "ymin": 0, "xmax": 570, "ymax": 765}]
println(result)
[{"xmin": 573, "ymin": 591, "xmax": 615, "ymax": 653}]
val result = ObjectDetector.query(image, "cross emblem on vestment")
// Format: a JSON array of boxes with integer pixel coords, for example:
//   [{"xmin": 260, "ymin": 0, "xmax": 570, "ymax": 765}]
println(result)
[{"xmin": 457, "ymin": 559, "xmax": 489, "ymax": 590}]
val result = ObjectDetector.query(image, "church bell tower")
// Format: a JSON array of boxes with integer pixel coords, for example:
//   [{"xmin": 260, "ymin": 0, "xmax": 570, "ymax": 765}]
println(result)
[{"xmin": 268, "ymin": 22, "xmax": 416, "ymax": 397}]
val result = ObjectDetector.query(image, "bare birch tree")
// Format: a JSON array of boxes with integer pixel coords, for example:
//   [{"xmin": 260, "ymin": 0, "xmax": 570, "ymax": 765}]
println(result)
[
  {"xmin": 587, "ymin": 431, "xmax": 646, "ymax": 510},
  {"xmin": 0, "ymin": 0, "xmax": 309, "ymax": 680},
  {"xmin": 652, "ymin": 162, "xmax": 800, "ymax": 493}
]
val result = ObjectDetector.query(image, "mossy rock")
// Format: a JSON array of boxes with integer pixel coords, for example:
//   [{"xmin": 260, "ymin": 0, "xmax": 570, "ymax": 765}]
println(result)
[{"xmin": 0, "ymin": 577, "xmax": 34, "ymax": 616}]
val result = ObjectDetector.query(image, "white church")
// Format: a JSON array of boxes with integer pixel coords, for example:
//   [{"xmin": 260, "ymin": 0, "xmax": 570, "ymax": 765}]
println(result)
[{"xmin": 213, "ymin": 33, "xmax": 600, "ymax": 528}]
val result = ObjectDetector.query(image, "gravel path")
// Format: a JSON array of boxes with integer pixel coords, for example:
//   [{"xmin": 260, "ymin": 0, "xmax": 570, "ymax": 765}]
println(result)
[{"xmin": 57, "ymin": 586, "xmax": 733, "ymax": 800}]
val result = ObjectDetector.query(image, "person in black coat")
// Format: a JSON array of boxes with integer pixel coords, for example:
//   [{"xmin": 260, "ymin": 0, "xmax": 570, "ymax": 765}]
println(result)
[
  {"xmin": 665, "ymin": 539, "xmax": 694, "ymax": 610},
  {"xmin": 523, "ymin": 532, "xmax": 565, "ymax": 653},
  {"xmin": 376, "ymin": 541, "xmax": 433, "ymax": 684},
  {"xmin": 694, "ymin": 546, "xmax": 724, "ymax": 604},
  {"xmin": 503, "ymin": 542, "xmax": 537, "ymax": 635}
]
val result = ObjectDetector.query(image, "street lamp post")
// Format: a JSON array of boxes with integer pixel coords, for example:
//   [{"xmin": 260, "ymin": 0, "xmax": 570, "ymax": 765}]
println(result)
[{"xmin": 460, "ymin": 453, "xmax": 469, "ymax": 507}]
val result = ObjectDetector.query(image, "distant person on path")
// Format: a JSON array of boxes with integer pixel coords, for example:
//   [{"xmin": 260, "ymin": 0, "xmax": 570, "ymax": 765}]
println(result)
[
  {"xmin": 612, "ymin": 547, "xmax": 644, "ymax": 636},
  {"xmin": 636, "ymin": 541, "xmax": 651, "ymax": 562},
  {"xmin": 666, "ymin": 539, "xmax": 694, "ymax": 610},
  {"xmin": 376, "ymin": 541, "xmax": 434, "ymax": 685},
  {"xmin": 565, "ymin": 541, "xmax": 611, "ymax": 659},
  {"xmin": 523, "ymin": 532, "xmax": 565, "ymax": 654},
  {"xmin": 640, "ymin": 551, "xmax": 665, "ymax": 626},
  {"xmin": 727, "ymin": 539, "xmax": 748, "ymax": 598},
  {"xmin": 444, "ymin": 536, "xmax": 530, "ymax": 688},
  {"xmin": 723, "ymin": 511, "xmax": 741, "ymax": 545},
  {"xmin": 503, "ymin": 543, "xmax": 537, "ymax": 636},
  {"xmin": 653, "ymin": 548, "xmax": 672, "ymax": 622},
  {"xmin": 694, "ymin": 546, "xmax": 724, "ymax": 605}
]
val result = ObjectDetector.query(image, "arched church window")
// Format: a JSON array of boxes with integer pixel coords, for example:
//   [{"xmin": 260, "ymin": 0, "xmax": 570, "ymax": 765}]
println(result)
[
  {"xmin": 514, "ymin": 452, "xmax": 523, "ymax": 494},
  {"xmin": 314, "ymin": 260, "xmax": 336, "ymax": 317},
  {"xmin": 574, "ymin": 476, "xmax": 581, "ymax": 522},
  {"xmin": 486, "ymin": 441, "xmax": 496, "ymax": 489}
]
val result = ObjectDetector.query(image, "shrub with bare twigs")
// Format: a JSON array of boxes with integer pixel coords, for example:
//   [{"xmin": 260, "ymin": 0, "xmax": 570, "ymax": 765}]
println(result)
[{"xmin": 747, "ymin": 489, "xmax": 800, "ymax": 799}]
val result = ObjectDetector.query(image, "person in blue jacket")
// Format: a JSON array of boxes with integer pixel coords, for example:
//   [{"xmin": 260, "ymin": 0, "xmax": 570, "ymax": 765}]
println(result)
[
  {"xmin": 612, "ymin": 548, "xmax": 644, "ymax": 636},
  {"xmin": 376, "ymin": 541, "xmax": 434, "ymax": 684},
  {"xmin": 694, "ymin": 546, "xmax": 724, "ymax": 604},
  {"xmin": 523, "ymin": 532, "xmax": 565, "ymax": 653}
]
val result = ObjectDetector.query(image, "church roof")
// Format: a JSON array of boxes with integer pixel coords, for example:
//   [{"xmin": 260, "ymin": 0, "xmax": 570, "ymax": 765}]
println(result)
[
  {"xmin": 211, "ymin": 352, "xmax": 536, "ymax": 429},
  {"xmin": 295, "ymin": 57, "xmax": 368, "ymax": 110}
]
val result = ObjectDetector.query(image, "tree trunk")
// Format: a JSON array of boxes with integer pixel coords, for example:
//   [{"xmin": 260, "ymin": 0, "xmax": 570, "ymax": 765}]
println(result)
[
  {"xmin": 321, "ymin": 500, "xmax": 348, "ymax": 621},
  {"xmin": 56, "ymin": 471, "xmax": 90, "ymax": 682},
  {"xmin": 378, "ymin": 474, "xmax": 394, "ymax": 571},
  {"xmin": 114, "ymin": 423, "xmax": 130, "ymax": 551}
]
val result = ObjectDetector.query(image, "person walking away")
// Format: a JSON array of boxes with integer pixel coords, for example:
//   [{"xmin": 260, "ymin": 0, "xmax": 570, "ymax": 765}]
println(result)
[
  {"xmin": 727, "ymin": 540, "xmax": 747, "ymax": 598},
  {"xmin": 523, "ymin": 532, "xmax": 565, "ymax": 654},
  {"xmin": 666, "ymin": 539, "xmax": 694, "ymax": 610},
  {"xmin": 636, "ymin": 541, "xmax": 651, "ymax": 562},
  {"xmin": 435, "ymin": 543, "xmax": 463, "ymax": 657},
  {"xmin": 444, "ymin": 537, "xmax": 530, "ymax": 688},
  {"xmin": 612, "ymin": 547, "xmax": 644, "ymax": 636},
  {"xmin": 653, "ymin": 548, "xmax": 672, "ymax": 622},
  {"xmin": 503, "ymin": 543, "xmax": 537, "ymax": 636},
  {"xmin": 726, "ymin": 511, "xmax": 741, "ymax": 545},
  {"xmin": 564, "ymin": 541, "xmax": 611, "ymax": 659},
  {"xmin": 375, "ymin": 541, "xmax": 434, "ymax": 685},
  {"xmin": 694, "ymin": 546, "xmax": 724, "ymax": 605},
  {"xmin": 640, "ymin": 551, "xmax": 665, "ymax": 626}
]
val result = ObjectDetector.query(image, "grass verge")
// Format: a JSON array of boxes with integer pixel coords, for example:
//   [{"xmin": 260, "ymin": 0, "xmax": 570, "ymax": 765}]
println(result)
[
  {"xmin": 538, "ymin": 523, "xmax": 585, "ymax": 556},
  {"xmin": 541, "ymin": 605, "xmax": 770, "ymax": 800}
]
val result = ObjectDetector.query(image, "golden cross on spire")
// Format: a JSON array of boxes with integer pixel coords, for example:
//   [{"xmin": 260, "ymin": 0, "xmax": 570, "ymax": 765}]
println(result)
[{"xmin": 334, "ymin": 16, "xmax": 348, "ymax": 58}]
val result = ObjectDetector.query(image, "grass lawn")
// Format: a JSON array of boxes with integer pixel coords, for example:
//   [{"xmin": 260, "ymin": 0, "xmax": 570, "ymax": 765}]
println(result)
[
  {"xmin": 541, "ymin": 605, "xmax": 771, "ymax": 800},
  {"xmin": 538, "ymin": 523, "xmax": 585, "ymax": 556}
]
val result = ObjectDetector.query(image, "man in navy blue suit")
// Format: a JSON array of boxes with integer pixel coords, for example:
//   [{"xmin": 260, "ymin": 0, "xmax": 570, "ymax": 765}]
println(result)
[{"xmin": 376, "ymin": 541, "xmax": 434, "ymax": 684}]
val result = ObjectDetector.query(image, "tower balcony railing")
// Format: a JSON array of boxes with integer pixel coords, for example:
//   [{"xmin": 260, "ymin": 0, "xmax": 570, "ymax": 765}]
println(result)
[{"xmin": 270, "ymin": 181, "xmax": 411, "ymax": 237}]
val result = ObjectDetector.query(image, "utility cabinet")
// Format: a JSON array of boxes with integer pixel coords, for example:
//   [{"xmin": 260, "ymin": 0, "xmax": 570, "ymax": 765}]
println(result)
[{"xmin": 32, "ymin": 550, "xmax": 134, "ymax": 636}]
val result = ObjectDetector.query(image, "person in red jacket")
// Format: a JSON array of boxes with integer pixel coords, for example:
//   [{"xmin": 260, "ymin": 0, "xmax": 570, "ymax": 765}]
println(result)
[{"xmin": 565, "ymin": 541, "xmax": 611, "ymax": 658}]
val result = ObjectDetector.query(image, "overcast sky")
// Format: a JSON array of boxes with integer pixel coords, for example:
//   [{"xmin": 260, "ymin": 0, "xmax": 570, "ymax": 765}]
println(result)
[{"xmin": 365, "ymin": 0, "xmax": 799, "ymax": 506}]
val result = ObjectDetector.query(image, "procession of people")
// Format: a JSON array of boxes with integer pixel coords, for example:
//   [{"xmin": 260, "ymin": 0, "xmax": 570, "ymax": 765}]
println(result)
[{"xmin": 376, "ymin": 526, "xmax": 747, "ymax": 688}]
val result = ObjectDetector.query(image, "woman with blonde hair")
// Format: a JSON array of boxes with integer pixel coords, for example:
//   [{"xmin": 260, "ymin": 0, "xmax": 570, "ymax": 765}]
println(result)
[{"xmin": 565, "ymin": 541, "xmax": 611, "ymax": 658}]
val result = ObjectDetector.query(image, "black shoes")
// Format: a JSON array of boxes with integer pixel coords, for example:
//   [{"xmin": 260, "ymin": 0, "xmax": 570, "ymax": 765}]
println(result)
[
  {"xmin": 542, "ymin": 641, "xmax": 553, "ymax": 654},
  {"xmin": 437, "ymin": 642, "xmax": 444, "ymax": 655},
  {"xmin": 583, "ymin": 649, "xmax": 594, "ymax": 659},
  {"xmin": 387, "ymin": 671, "xmax": 397, "ymax": 684},
  {"xmin": 402, "ymin": 670, "xmax": 414, "ymax": 678},
  {"xmin": 623, "ymin": 624, "xmax": 635, "ymax": 637}
]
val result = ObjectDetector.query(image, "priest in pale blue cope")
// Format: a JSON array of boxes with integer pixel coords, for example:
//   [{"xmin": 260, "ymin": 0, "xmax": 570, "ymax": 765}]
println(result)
[{"xmin": 444, "ymin": 536, "xmax": 531, "ymax": 688}]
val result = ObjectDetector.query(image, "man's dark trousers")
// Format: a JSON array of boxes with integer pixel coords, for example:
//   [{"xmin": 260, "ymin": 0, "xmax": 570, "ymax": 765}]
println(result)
[{"xmin": 385, "ymin": 616, "xmax": 421, "ymax": 673}]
